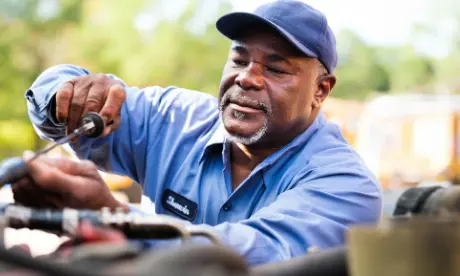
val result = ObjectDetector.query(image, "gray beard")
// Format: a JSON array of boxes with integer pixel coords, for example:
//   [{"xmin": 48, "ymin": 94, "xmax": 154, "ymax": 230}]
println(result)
[
  {"xmin": 219, "ymin": 92, "xmax": 271, "ymax": 145},
  {"xmin": 221, "ymin": 110, "xmax": 269, "ymax": 145}
]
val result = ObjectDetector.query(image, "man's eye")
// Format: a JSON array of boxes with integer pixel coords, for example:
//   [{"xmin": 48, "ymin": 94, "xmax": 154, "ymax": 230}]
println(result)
[
  {"xmin": 266, "ymin": 66, "xmax": 286, "ymax": 74},
  {"xmin": 232, "ymin": 59, "xmax": 248, "ymax": 66}
]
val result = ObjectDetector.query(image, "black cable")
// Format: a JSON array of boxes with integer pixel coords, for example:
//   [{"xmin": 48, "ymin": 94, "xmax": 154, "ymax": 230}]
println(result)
[{"xmin": 251, "ymin": 246, "xmax": 349, "ymax": 276}]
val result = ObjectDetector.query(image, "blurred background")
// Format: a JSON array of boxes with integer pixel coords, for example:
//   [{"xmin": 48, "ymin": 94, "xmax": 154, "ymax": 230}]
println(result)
[{"xmin": 1, "ymin": 0, "xmax": 460, "ymax": 199}]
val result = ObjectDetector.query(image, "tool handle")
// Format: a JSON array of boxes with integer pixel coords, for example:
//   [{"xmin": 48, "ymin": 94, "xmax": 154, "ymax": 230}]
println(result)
[
  {"xmin": 0, "ymin": 113, "xmax": 109, "ymax": 187},
  {"xmin": 0, "ymin": 157, "xmax": 28, "ymax": 187},
  {"xmin": 81, "ymin": 112, "xmax": 106, "ymax": 138}
]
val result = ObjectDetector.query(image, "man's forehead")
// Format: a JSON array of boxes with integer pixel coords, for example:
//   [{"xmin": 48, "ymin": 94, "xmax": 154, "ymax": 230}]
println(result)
[{"xmin": 231, "ymin": 27, "xmax": 306, "ymax": 58}]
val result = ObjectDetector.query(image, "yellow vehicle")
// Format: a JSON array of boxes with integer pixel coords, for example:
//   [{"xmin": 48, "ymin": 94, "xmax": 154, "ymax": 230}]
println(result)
[
  {"xmin": 322, "ymin": 97, "xmax": 364, "ymax": 146},
  {"xmin": 99, "ymin": 171, "xmax": 141, "ymax": 203},
  {"xmin": 354, "ymin": 93, "xmax": 460, "ymax": 189}
]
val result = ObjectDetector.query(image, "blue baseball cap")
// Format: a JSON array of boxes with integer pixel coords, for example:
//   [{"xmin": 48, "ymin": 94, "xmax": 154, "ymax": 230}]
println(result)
[{"xmin": 216, "ymin": 0, "xmax": 338, "ymax": 73}]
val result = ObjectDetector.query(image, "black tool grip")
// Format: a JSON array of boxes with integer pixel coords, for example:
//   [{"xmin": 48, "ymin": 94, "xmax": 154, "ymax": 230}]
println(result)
[{"xmin": 81, "ymin": 112, "xmax": 106, "ymax": 138}]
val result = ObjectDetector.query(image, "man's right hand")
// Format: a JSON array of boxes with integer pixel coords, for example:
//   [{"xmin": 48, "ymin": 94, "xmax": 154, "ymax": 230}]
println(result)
[
  {"xmin": 56, "ymin": 74, "xmax": 126, "ymax": 136},
  {"xmin": 12, "ymin": 152, "xmax": 128, "ymax": 211}
]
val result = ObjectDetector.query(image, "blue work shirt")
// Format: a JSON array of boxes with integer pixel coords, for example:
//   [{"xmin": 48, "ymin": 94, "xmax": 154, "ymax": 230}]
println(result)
[{"xmin": 25, "ymin": 64, "xmax": 382, "ymax": 265}]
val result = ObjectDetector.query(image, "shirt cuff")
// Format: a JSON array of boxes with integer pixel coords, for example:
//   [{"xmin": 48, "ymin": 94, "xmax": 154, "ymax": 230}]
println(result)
[{"xmin": 47, "ymin": 94, "xmax": 65, "ymax": 126}]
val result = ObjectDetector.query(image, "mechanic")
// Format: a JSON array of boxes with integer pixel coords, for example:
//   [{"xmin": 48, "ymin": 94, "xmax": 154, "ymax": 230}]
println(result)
[{"xmin": 13, "ymin": 0, "xmax": 382, "ymax": 265}]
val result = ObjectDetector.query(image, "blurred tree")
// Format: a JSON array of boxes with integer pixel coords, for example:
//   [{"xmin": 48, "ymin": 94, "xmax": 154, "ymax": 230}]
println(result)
[
  {"xmin": 0, "ymin": 0, "xmax": 83, "ymax": 157},
  {"xmin": 69, "ymin": 0, "xmax": 232, "ymax": 97},
  {"xmin": 435, "ymin": 1, "xmax": 460, "ymax": 92},
  {"xmin": 379, "ymin": 45, "xmax": 436, "ymax": 92},
  {"xmin": 410, "ymin": 0, "xmax": 460, "ymax": 92},
  {"xmin": 0, "ymin": 0, "xmax": 232, "ymax": 158},
  {"xmin": 1, "ymin": 0, "xmax": 458, "ymax": 160},
  {"xmin": 333, "ymin": 30, "xmax": 390, "ymax": 100}
]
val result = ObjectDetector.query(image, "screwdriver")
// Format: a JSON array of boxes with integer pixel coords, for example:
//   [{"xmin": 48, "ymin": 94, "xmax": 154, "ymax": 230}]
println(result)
[{"xmin": 0, "ymin": 112, "xmax": 111, "ymax": 188}]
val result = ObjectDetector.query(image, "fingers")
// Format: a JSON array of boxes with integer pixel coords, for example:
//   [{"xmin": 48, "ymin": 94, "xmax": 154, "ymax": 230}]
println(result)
[
  {"xmin": 14, "ymin": 154, "xmax": 110, "ymax": 210},
  {"xmin": 55, "ymin": 75, "xmax": 125, "ymax": 137},
  {"xmin": 24, "ymin": 152, "xmax": 82, "ymax": 176},
  {"xmin": 12, "ymin": 177, "xmax": 62, "ymax": 208},
  {"xmin": 72, "ymin": 160, "xmax": 100, "ymax": 178},
  {"xmin": 67, "ymin": 84, "xmax": 91, "ymax": 136},
  {"xmin": 12, "ymin": 177, "xmax": 33, "ymax": 206},
  {"xmin": 25, "ymin": 156, "xmax": 103, "ymax": 207},
  {"xmin": 55, "ymin": 81, "xmax": 74, "ymax": 124},
  {"xmin": 41, "ymin": 156, "xmax": 85, "ymax": 175},
  {"xmin": 83, "ymin": 82, "xmax": 106, "ymax": 116},
  {"xmin": 101, "ymin": 112, "xmax": 121, "ymax": 137},
  {"xmin": 30, "ymin": 155, "xmax": 99, "ymax": 179},
  {"xmin": 25, "ymin": 157, "xmax": 77, "ymax": 194},
  {"xmin": 100, "ymin": 84, "xmax": 125, "ymax": 126}
]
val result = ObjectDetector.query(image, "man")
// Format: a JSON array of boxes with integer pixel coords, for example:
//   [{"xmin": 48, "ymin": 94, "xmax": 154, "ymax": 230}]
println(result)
[{"xmin": 14, "ymin": 0, "xmax": 382, "ymax": 265}]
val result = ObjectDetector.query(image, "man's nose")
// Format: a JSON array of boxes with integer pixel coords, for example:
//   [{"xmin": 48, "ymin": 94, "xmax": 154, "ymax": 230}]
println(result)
[{"xmin": 235, "ymin": 63, "xmax": 264, "ymax": 91}]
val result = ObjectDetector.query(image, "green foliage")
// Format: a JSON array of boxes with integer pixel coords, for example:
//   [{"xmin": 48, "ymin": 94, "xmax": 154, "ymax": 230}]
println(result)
[
  {"xmin": 68, "ymin": 0, "xmax": 231, "ymax": 96},
  {"xmin": 333, "ymin": 30, "xmax": 391, "ymax": 100},
  {"xmin": 0, "ymin": 120, "xmax": 35, "ymax": 157},
  {"xmin": 0, "ymin": 0, "xmax": 83, "ymax": 157}
]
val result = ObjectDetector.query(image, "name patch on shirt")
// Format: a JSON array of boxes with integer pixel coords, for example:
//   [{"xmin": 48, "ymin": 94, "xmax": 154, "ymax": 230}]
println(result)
[{"xmin": 161, "ymin": 189, "xmax": 198, "ymax": 221}]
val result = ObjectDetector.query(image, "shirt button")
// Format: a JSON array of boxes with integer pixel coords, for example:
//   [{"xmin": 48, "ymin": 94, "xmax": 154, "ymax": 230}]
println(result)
[{"xmin": 223, "ymin": 203, "xmax": 232, "ymax": 212}]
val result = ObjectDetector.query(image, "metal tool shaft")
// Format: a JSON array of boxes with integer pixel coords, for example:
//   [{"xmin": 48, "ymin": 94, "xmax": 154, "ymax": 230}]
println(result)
[
  {"xmin": 0, "ymin": 113, "xmax": 104, "ymax": 187},
  {"xmin": 31, "ymin": 121, "xmax": 95, "ymax": 161}
]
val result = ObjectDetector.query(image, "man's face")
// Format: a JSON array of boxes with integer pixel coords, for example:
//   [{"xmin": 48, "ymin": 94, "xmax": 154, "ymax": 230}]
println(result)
[{"xmin": 218, "ymin": 27, "xmax": 329, "ymax": 147}]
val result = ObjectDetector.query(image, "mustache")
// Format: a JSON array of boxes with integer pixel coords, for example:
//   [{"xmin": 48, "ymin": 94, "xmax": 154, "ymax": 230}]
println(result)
[{"xmin": 220, "ymin": 92, "xmax": 270, "ymax": 114}]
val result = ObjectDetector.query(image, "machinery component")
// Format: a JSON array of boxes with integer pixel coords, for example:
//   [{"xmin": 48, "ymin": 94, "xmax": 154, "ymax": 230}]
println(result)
[
  {"xmin": 348, "ymin": 216, "xmax": 460, "ymax": 276},
  {"xmin": 0, "ymin": 112, "xmax": 109, "ymax": 188},
  {"xmin": 2, "ymin": 205, "xmax": 222, "ymax": 245},
  {"xmin": 251, "ymin": 246, "xmax": 348, "ymax": 276},
  {"xmin": 392, "ymin": 186, "xmax": 460, "ymax": 217}
]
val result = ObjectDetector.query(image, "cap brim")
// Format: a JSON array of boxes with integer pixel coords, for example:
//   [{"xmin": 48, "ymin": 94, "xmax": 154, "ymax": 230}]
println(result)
[{"xmin": 216, "ymin": 12, "xmax": 317, "ymax": 58}]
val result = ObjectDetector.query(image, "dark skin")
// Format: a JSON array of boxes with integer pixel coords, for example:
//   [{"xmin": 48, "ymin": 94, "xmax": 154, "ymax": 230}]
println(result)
[
  {"xmin": 219, "ymin": 27, "xmax": 336, "ymax": 190},
  {"xmin": 11, "ymin": 26, "xmax": 336, "ymax": 209}
]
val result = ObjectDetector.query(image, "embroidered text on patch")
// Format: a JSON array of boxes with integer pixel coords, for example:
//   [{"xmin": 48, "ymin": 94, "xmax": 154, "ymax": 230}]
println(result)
[
  {"xmin": 166, "ymin": 196, "xmax": 190, "ymax": 216},
  {"xmin": 161, "ymin": 189, "xmax": 198, "ymax": 221}
]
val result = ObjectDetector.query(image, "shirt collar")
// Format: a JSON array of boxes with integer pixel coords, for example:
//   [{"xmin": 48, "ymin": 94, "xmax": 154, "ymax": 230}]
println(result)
[
  {"xmin": 199, "ymin": 121, "xmax": 226, "ymax": 163},
  {"xmin": 199, "ymin": 111, "xmax": 326, "ymax": 164}
]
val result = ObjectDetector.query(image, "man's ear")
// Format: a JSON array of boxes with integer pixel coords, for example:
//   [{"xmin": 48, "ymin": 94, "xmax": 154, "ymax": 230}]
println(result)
[{"xmin": 312, "ymin": 75, "xmax": 336, "ymax": 108}]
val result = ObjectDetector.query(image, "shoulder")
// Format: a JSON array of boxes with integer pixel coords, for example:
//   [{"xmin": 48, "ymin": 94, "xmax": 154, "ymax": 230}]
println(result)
[
  {"xmin": 306, "ymin": 118, "xmax": 368, "ymax": 171},
  {"xmin": 297, "ymin": 118, "xmax": 380, "ymax": 193}
]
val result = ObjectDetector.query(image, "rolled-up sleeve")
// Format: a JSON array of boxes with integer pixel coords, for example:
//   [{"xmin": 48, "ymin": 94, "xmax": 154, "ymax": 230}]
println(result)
[
  {"xmin": 212, "ymin": 168, "xmax": 382, "ymax": 265},
  {"xmin": 25, "ymin": 64, "xmax": 219, "ymax": 186}
]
